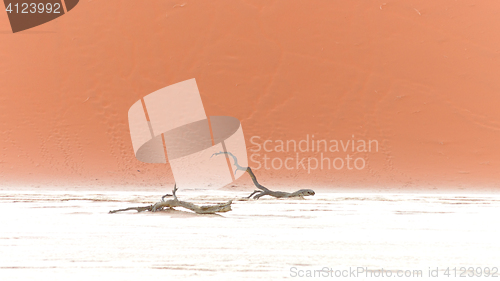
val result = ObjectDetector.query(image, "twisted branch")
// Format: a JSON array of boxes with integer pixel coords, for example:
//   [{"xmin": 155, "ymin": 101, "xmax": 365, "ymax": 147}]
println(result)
[
  {"xmin": 212, "ymin": 151, "xmax": 315, "ymax": 199},
  {"xmin": 109, "ymin": 184, "xmax": 232, "ymax": 214}
]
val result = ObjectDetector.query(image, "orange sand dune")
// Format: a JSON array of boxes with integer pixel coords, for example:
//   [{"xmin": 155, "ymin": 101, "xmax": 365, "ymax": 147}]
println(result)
[{"xmin": 1, "ymin": 0, "xmax": 500, "ymax": 191}]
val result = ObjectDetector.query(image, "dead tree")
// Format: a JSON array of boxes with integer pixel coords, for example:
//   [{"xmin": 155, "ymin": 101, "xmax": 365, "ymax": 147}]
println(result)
[
  {"xmin": 109, "ymin": 184, "xmax": 232, "ymax": 214},
  {"xmin": 109, "ymin": 152, "xmax": 315, "ymax": 214},
  {"xmin": 211, "ymin": 151, "xmax": 315, "ymax": 199}
]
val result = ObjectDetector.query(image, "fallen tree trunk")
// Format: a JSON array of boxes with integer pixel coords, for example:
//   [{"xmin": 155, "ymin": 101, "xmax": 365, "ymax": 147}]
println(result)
[
  {"xmin": 211, "ymin": 151, "xmax": 315, "ymax": 199},
  {"xmin": 245, "ymin": 167, "xmax": 315, "ymax": 199},
  {"xmin": 109, "ymin": 206, "xmax": 152, "ymax": 213},
  {"xmin": 110, "ymin": 152, "xmax": 314, "ymax": 214},
  {"xmin": 109, "ymin": 185, "xmax": 232, "ymax": 214}
]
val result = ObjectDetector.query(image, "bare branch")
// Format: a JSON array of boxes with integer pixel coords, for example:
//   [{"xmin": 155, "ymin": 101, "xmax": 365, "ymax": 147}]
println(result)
[
  {"xmin": 109, "ymin": 205, "xmax": 152, "ymax": 213},
  {"xmin": 212, "ymin": 151, "xmax": 315, "ymax": 199},
  {"xmin": 211, "ymin": 151, "xmax": 247, "ymax": 175},
  {"xmin": 110, "ymin": 184, "xmax": 232, "ymax": 214}
]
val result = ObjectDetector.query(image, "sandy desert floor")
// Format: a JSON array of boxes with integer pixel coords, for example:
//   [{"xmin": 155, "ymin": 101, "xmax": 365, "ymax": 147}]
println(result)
[{"xmin": 0, "ymin": 189, "xmax": 499, "ymax": 280}]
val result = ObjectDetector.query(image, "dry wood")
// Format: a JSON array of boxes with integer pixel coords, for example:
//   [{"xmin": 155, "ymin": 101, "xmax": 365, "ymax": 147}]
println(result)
[
  {"xmin": 212, "ymin": 151, "xmax": 315, "ymax": 199},
  {"xmin": 110, "ymin": 151, "xmax": 315, "ymax": 214},
  {"xmin": 109, "ymin": 185, "xmax": 232, "ymax": 214}
]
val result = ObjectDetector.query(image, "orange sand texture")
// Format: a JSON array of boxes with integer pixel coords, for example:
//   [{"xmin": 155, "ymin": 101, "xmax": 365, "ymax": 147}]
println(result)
[{"xmin": 1, "ymin": 0, "xmax": 500, "ymax": 191}]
